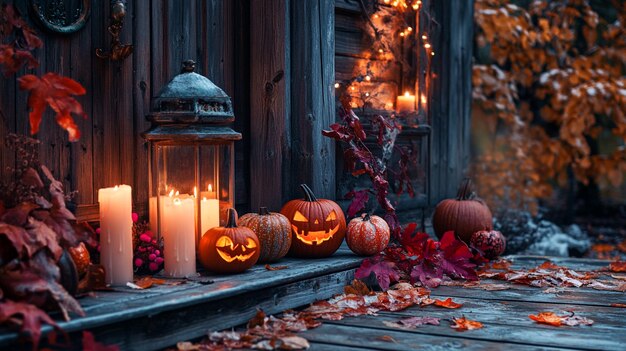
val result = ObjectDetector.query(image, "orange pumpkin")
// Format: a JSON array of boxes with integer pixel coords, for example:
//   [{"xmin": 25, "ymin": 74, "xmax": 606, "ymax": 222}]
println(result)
[
  {"xmin": 346, "ymin": 213, "xmax": 390, "ymax": 256},
  {"xmin": 238, "ymin": 207, "xmax": 292, "ymax": 263},
  {"xmin": 199, "ymin": 208, "xmax": 260, "ymax": 273},
  {"xmin": 432, "ymin": 178, "xmax": 493, "ymax": 243},
  {"xmin": 280, "ymin": 184, "xmax": 346, "ymax": 258}
]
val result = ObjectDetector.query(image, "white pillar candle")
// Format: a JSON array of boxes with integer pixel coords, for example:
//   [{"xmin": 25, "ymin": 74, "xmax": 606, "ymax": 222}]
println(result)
[
  {"xmin": 200, "ymin": 184, "xmax": 220, "ymax": 236},
  {"xmin": 396, "ymin": 91, "xmax": 416, "ymax": 113},
  {"xmin": 98, "ymin": 185, "xmax": 134, "ymax": 286},
  {"xmin": 163, "ymin": 196, "xmax": 196, "ymax": 277},
  {"xmin": 149, "ymin": 195, "xmax": 174, "ymax": 236}
]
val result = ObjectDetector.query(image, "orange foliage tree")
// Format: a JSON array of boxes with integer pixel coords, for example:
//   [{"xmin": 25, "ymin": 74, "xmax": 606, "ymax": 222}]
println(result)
[{"xmin": 472, "ymin": 0, "xmax": 626, "ymax": 213}]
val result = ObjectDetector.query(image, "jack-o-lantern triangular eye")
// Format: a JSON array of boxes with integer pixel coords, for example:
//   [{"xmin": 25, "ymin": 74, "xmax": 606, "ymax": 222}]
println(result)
[
  {"xmin": 216, "ymin": 236, "xmax": 234, "ymax": 249},
  {"xmin": 293, "ymin": 210, "xmax": 308, "ymax": 222},
  {"xmin": 245, "ymin": 238, "xmax": 257, "ymax": 249},
  {"xmin": 326, "ymin": 210, "xmax": 337, "ymax": 221}
]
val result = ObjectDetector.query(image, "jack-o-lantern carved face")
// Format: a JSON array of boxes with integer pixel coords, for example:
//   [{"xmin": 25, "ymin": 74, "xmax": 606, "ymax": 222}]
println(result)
[
  {"xmin": 198, "ymin": 208, "xmax": 260, "ymax": 274},
  {"xmin": 281, "ymin": 184, "xmax": 346, "ymax": 258},
  {"xmin": 291, "ymin": 209, "xmax": 341, "ymax": 245},
  {"xmin": 215, "ymin": 235, "xmax": 258, "ymax": 262}
]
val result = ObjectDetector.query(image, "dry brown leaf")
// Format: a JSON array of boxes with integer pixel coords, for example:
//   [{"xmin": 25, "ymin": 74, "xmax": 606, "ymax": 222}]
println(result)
[
  {"xmin": 344, "ymin": 279, "xmax": 371, "ymax": 296},
  {"xmin": 376, "ymin": 335, "xmax": 397, "ymax": 343},
  {"xmin": 265, "ymin": 264, "xmax": 288, "ymax": 271}
]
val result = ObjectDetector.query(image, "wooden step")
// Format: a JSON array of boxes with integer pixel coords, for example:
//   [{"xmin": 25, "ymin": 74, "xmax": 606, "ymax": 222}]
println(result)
[{"xmin": 0, "ymin": 247, "xmax": 362, "ymax": 351}]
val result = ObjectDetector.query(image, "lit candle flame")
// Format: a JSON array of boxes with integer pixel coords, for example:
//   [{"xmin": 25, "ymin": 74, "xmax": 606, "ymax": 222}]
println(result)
[
  {"xmin": 114, "ymin": 185, "xmax": 119, "ymax": 190},
  {"xmin": 194, "ymin": 186, "xmax": 197, "ymax": 198},
  {"xmin": 208, "ymin": 184, "xmax": 213, "ymax": 192},
  {"xmin": 168, "ymin": 189, "xmax": 175, "ymax": 197},
  {"xmin": 404, "ymin": 91, "xmax": 410, "ymax": 97}
]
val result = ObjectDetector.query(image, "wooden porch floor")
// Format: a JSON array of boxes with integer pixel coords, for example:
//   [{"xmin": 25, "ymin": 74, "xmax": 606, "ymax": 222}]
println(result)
[
  {"xmin": 1, "ymin": 250, "xmax": 625, "ymax": 350},
  {"xmin": 298, "ymin": 256, "xmax": 626, "ymax": 351}
]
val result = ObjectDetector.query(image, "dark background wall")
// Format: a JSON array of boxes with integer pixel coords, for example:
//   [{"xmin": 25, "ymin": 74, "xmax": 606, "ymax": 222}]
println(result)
[{"xmin": 0, "ymin": 0, "xmax": 473, "ymax": 221}]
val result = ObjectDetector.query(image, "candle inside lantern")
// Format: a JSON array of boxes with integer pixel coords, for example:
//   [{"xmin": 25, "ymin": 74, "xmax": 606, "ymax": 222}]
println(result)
[
  {"xmin": 149, "ymin": 189, "xmax": 175, "ymax": 235},
  {"xmin": 162, "ymin": 192, "xmax": 196, "ymax": 277},
  {"xmin": 200, "ymin": 184, "xmax": 220, "ymax": 235},
  {"xmin": 98, "ymin": 185, "xmax": 134, "ymax": 285},
  {"xmin": 396, "ymin": 91, "xmax": 416, "ymax": 113}
]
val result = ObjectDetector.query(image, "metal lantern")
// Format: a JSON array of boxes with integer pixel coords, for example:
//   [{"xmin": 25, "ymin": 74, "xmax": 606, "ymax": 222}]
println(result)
[{"xmin": 143, "ymin": 60, "xmax": 241, "ymax": 248}]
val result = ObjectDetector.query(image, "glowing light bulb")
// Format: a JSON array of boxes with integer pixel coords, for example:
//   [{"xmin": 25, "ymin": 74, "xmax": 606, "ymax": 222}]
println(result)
[
  {"xmin": 424, "ymin": 43, "xmax": 431, "ymax": 49},
  {"xmin": 350, "ymin": 86, "xmax": 355, "ymax": 91},
  {"xmin": 400, "ymin": 32, "xmax": 405, "ymax": 37},
  {"xmin": 365, "ymin": 92, "xmax": 370, "ymax": 97},
  {"xmin": 422, "ymin": 34, "xmax": 427, "ymax": 40},
  {"xmin": 365, "ymin": 75, "xmax": 371, "ymax": 81},
  {"xmin": 431, "ymin": 51, "xmax": 435, "ymax": 56},
  {"xmin": 378, "ymin": 48, "xmax": 384, "ymax": 53},
  {"xmin": 334, "ymin": 83, "xmax": 340, "ymax": 88},
  {"xmin": 407, "ymin": 27, "xmax": 413, "ymax": 32}
]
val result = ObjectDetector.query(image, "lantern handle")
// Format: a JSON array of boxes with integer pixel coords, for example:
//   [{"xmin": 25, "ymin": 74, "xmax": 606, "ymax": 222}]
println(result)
[
  {"xmin": 300, "ymin": 184, "xmax": 318, "ymax": 202},
  {"xmin": 181, "ymin": 60, "xmax": 196, "ymax": 73}
]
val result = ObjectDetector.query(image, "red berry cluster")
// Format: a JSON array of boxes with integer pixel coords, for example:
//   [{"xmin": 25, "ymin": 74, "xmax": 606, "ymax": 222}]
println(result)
[{"xmin": 132, "ymin": 213, "xmax": 164, "ymax": 274}]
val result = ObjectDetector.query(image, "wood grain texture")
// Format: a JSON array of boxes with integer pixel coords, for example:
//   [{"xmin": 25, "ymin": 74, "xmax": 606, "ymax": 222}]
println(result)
[
  {"xmin": 428, "ymin": 0, "xmax": 474, "ymax": 204},
  {"xmin": 290, "ymin": 0, "xmax": 336, "ymax": 199},
  {"xmin": 249, "ymin": 0, "xmax": 289, "ymax": 211}
]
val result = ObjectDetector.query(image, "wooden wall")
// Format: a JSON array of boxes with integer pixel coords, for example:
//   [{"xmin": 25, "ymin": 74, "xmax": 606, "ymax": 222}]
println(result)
[
  {"xmin": 0, "ymin": 0, "xmax": 473, "ymax": 220},
  {"xmin": 0, "ymin": 0, "xmax": 337, "ymax": 220}
]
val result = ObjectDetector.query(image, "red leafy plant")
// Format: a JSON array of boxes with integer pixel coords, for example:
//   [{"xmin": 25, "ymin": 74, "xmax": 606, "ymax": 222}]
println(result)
[
  {"xmin": 355, "ymin": 226, "xmax": 478, "ymax": 290},
  {"xmin": 1, "ymin": 4, "xmax": 87, "ymax": 141},
  {"xmin": 0, "ymin": 134, "xmax": 96, "ymax": 349},
  {"xmin": 323, "ymin": 96, "xmax": 415, "ymax": 237}
]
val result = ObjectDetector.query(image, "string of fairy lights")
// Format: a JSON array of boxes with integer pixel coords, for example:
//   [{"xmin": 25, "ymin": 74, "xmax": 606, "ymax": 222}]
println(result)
[{"xmin": 335, "ymin": 0, "xmax": 433, "ymax": 117}]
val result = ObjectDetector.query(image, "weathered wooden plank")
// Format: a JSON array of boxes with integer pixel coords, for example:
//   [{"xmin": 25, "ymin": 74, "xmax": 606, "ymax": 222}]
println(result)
[
  {"xmin": 249, "ymin": 0, "xmax": 289, "ymax": 210},
  {"xmin": 301, "ymin": 323, "xmax": 568, "ymax": 351},
  {"xmin": 430, "ymin": 284, "xmax": 626, "ymax": 307},
  {"xmin": 132, "ymin": 0, "xmax": 152, "ymax": 212},
  {"xmin": 327, "ymin": 309, "xmax": 624, "ymax": 351},
  {"xmin": 118, "ymin": 1, "xmax": 135, "ymax": 191},
  {"xmin": 290, "ymin": 0, "xmax": 336, "ymax": 199},
  {"xmin": 0, "ymin": 257, "xmax": 360, "ymax": 350},
  {"xmin": 232, "ymin": 0, "xmax": 251, "ymax": 208},
  {"xmin": 428, "ymin": 0, "xmax": 473, "ymax": 204},
  {"xmin": 69, "ymin": 1, "xmax": 95, "ymax": 205},
  {"xmin": 379, "ymin": 297, "xmax": 626, "ymax": 331}
]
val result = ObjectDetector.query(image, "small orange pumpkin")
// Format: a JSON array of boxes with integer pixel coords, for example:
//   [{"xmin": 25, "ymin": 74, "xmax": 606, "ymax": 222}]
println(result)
[
  {"xmin": 432, "ymin": 178, "xmax": 493, "ymax": 243},
  {"xmin": 199, "ymin": 208, "xmax": 260, "ymax": 273},
  {"xmin": 346, "ymin": 213, "xmax": 390, "ymax": 256},
  {"xmin": 238, "ymin": 207, "xmax": 292, "ymax": 263},
  {"xmin": 281, "ymin": 184, "xmax": 346, "ymax": 258}
]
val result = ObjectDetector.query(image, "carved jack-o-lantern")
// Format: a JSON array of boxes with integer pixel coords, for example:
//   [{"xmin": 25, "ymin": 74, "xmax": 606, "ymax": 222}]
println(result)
[
  {"xmin": 281, "ymin": 184, "xmax": 346, "ymax": 258},
  {"xmin": 199, "ymin": 208, "xmax": 260, "ymax": 273}
]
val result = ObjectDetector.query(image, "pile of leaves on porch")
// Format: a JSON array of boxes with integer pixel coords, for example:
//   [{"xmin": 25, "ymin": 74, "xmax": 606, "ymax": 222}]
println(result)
[{"xmin": 171, "ymin": 230, "xmax": 626, "ymax": 350}]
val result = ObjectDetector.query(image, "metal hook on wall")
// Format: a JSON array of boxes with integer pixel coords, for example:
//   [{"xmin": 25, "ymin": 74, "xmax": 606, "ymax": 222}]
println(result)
[{"xmin": 96, "ymin": 0, "xmax": 133, "ymax": 61}]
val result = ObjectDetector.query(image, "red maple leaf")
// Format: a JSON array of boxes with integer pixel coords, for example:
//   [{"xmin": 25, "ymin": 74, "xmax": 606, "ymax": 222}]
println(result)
[
  {"xmin": 398, "ymin": 223, "xmax": 430, "ymax": 256},
  {"xmin": 344, "ymin": 189, "xmax": 370, "ymax": 218},
  {"xmin": 355, "ymin": 255, "xmax": 400, "ymax": 291},
  {"xmin": 0, "ymin": 300, "xmax": 64, "ymax": 350},
  {"xmin": 439, "ymin": 231, "xmax": 478, "ymax": 281},
  {"xmin": 0, "ymin": 44, "xmax": 38, "ymax": 76},
  {"xmin": 18, "ymin": 73, "xmax": 86, "ymax": 141}
]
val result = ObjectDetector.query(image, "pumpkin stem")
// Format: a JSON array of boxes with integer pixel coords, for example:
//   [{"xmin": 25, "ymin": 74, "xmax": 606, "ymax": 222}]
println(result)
[
  {"xmin": 259, "ymin": 207, "xmax": 270, "ymax": 215},
  {"xmin": 456, "ymin": 178, "xmax": 473, "ymax": 200},
  {"xmin": 225, "ymin": 208, "xmax": 238, "ymax": 228},
  {"xmin": 300, "ymin": 184, "xmax": 318, "ymax": 202},
  {"xmin": 362, "ymin": 213, "xmax": 371, "ymax": 221}
]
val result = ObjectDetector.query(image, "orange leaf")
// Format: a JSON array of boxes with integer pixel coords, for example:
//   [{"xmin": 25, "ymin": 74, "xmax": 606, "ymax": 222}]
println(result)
[
  {"xmin": 434, "ymin": 298, "xmax": 463, "ymax": 309},
  {"xmin": 609, "ymin": 261, "xmax": 626, "ymax": 273},
  {"xmin": 18, "ymin": 72, "xmax": 87, "ymax": 141},
  {"xmin": 529, "ymin": 312, "xmax": 562, "ymax": 326},
  {"xmin": 264, "ymin": 264, "xmax": 288, "ymax": 271},
  {"xmin": 450, "ymin": 317, "xmax": 483, "ymax": 331},
  {"xmin": 610, "ymin": 303, "xmax": 626, "ymax": 308}
]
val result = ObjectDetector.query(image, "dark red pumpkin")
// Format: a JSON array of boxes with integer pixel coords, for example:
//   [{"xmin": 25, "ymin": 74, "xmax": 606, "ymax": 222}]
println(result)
[
  {"xmin": 470, "ymin": 230, "xmax": 506, "ymax": 259},
  {"xmin": 238, "ymin": 207, "xmax": 292, "ymax": 263},
  {"xmin": 432, "ymin": 179, "xmax": 493, "ymax": 243},
  {"xmin": 280, "ymin": 184, "xmax": 346, "ymax": 258},
  {"xmin": 346, "ymin": 213, "xmax": 390, "ymax": 256},
  {"xmin": 199, "ymin": 208, "xmax": 260, "ymax": 274}
]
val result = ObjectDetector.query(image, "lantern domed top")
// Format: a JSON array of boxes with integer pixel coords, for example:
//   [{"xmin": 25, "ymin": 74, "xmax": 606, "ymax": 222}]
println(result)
[{"xmin": 148, "ymin": 60, "xmax": 234, "ymax": 124}]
